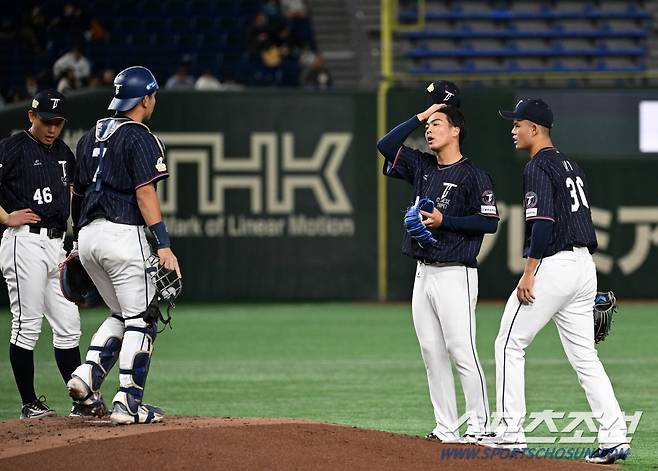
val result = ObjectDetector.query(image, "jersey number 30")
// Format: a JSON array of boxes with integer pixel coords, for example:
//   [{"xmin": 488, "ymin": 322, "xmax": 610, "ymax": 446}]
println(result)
[
  {"xmin": 33, "ymin": 187, "xmax": 52, "ymax": 205},
  {"xmin": 565, "ymin": 177, "xmax": 589, "ymax": 212}
]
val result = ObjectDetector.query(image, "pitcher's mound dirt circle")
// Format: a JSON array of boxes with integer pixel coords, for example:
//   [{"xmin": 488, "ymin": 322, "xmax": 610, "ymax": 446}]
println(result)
[{"xmin": 0, "ymin": 416, "xmax": 600, "ymax": 470}]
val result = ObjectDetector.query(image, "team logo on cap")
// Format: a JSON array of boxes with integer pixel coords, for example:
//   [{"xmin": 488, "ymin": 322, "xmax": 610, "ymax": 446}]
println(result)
[
  {"xmin": 426, "ymin": 83, "xmax": 434, "ymax": 93},
  {"xmin": 32, "ymin": 99, "xmax": 39, "ymax": 108},
  {"xmin": 115, "ymin": 84, "xmax": 122, "ymax": 95},
  {"xmin": 443, "ymin": 90, "xmax": 454, "ymax": 102},
  {"xmin": 50, "ymin": 98, "xmax": 60, "ymax": 109}
]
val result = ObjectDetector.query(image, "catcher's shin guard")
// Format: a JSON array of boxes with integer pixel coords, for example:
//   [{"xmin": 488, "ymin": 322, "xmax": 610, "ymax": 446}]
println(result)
[
  {"xmin": 110, "ymin": 321, "xmax": 163, "ymax": 425},
  {"xmin": 68, "ymin": 334, "xmax": 121, "ymax": 417}
]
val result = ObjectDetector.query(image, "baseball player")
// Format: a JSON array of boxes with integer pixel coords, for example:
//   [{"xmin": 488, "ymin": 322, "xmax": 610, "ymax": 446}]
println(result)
[
  {"xmin": 0, "ymin": 90, "xmax": 83, "ymax": 419},
  {"xmin": 377, "ymin": 81, "xmax": 499, "ymax": 443},
  {"xmin": 488, "ymin": 99, "xmax": 630, "ymax": 464},
  {"xmin": 67, "ymin": 66, "xmax": 181, "ymax": 425}
]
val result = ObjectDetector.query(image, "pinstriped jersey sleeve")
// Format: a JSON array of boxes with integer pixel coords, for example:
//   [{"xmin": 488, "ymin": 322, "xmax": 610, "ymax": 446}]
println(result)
[
  {"xmin": 0, "ymin": 139, "xmax": 6, "ymax": 187},
  {"xmin": 0, "ymin": 137, "xmax": 20, "ymax": 188},
  {"xmin": 65, "ymin": 145, "xmax": 76, "ymax": 188},
  {"xmin": 523, "ymin": 162, "xmax": 555, "ymax": 222},
  {"xmin": 72, "ymin": 134, "xmax": 87, "ymax": 196},
  {"xmin": 384, "ymin": 145, "xmax": 421, "ymax": 184},
  {"xmin": 128, "ymin": 130, "xmax": 169, "ymax": 189},
  {"xmin": 468, "ymin": 168, "xmax": 499, "ymax": 218}
]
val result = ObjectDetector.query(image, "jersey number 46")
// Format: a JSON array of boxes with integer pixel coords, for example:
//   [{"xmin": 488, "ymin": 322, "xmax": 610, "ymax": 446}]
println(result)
[{"xmin": 33, "ymin": 187, "xmax": 52, "ymax": 205}]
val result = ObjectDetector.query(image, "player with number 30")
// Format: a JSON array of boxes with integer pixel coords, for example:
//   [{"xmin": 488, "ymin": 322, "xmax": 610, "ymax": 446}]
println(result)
[{"xmin": 487, "ymin": 99, "xmax": 631, "ymax": 464}]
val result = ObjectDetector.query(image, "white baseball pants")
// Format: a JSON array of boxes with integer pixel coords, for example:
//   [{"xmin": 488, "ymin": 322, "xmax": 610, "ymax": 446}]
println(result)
[
  {"xmin": 412, "ymin": 262, "xmax": 490, "ymax": 439},
  {"xmin": 495, "ymin": 247, "xmax": 628, "ymax": 447},
  {"xmin": 76, "ymin": 219, "xmax": 156, "ymax": 397},
  {"xmin": 0, "ymin": 226, "xmax": 80, "ymax": 350}
]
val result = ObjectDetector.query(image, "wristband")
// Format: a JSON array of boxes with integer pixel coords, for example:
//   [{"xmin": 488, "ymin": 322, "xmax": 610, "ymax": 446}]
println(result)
[{"xmin": 149, "ymin": 221, "xmax": 171, "ymax": 249}]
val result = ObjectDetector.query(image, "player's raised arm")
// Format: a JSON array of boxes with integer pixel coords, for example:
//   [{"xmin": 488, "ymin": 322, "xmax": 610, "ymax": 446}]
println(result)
[{"xmin": 376, "ymin": 103, "xmax": 446, "ymax": 160}]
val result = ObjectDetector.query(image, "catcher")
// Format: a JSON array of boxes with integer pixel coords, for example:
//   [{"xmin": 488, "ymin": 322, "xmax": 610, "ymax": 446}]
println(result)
[
  {"xmin": 377, "ymin": 81, "xmax": 499, "ymax": 443},
  {"xmin": 65, "ymin": 66, "xmax": 182, "ymax": 425}
]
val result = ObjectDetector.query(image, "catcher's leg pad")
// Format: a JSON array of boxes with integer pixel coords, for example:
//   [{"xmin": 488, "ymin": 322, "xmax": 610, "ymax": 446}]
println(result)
[
  {"xmin": 71, "ymin": 335, "xmax": 122, "ymax": 392},
  {"xmin": 68, "ymin": 334, "xmax": 121, "ymax": 417},
  {"xmin": 110, "ymin": 321, "xmax": 163, "ymax": 424}
]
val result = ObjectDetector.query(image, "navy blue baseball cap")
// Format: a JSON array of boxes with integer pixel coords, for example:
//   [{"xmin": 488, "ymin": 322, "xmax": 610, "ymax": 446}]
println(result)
[
  {"xmin": 499, "ymin": 98, "xmax": 553, "ymax": 128},
  {"xmin": 108, "ymin": 66, "xmax": 159, "ymax": 111},
  {"xmin": 30, "ymin": 89, "xmax": 67, "ymax": 120},
  {"xmin": 426, "ymin": 80, "xmax": 461, "ymax": 107}
]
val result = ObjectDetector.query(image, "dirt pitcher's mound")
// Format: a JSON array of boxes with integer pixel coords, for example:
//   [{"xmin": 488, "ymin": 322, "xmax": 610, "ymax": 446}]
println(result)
[{"xmin": 0, "ymin": 416, "xmax": 603, "ymax": 470}]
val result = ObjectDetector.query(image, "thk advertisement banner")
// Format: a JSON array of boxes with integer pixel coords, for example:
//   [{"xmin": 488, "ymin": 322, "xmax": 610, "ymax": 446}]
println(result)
[{"xmin": 0, "ymin": 90, "xmax": 378, "ymax": 301}]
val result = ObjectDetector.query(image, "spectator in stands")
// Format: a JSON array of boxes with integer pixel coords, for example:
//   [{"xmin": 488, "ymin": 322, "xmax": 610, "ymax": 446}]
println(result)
[
  {"xmin": 165, "ymin": 64, "xmax": 195, "ymax": 90},
  {"xmin": 19, "ymin": 5, "xmax": 48, "ymax": 53},
  {"xmin": 87, "ymin": 18, "xmax": 108, "ymax": 42},
  {"xmin": 9, "ymin": 76, "xmax": 39, "ymax": 102},
  {"xmin": 248, "ymin": 11, "xmax": 285, "ymax": 69},
  {"xmin": 248, "ymin": 12, "xmax": 275, "ymax": 56},
  {"xmin": 53, "ymin": 45, "xmax": 91, "ymax": 85},
  {"xmin": 261, "ymin": 0, "xmax": 287, "ymax": 36},
  {"xmin": 282, "ymin": 0, "xmax": 316, "ymax": 52},
  {"xmin": 100, "ymin": 68, "xmax": 115, "ymax": 87},
  {"xmin": 50, "ymin": 3, "xmax": 88, "ymax": 43},
  {"xmin": 218, "ymin": 72, "xmax": 246, "ymax": 91},
  {"xmin": 195, "ymin": 70, "xmax": 246, "ymax": 91},
  {"xmin": 57, "ymin": 67, "xmax": 78, "ymax": 94},
  {"xmin": 195, "ymin": 70, "xmax": 222, "ymax": 90},
  {"xmin": 303, "ymin": 53, "xmax": 332, "ymax": 89}
]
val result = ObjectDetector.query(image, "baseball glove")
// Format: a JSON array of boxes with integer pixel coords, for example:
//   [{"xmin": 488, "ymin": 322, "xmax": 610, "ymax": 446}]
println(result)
[
  {"xmin": 404, "ymin": 197, "xmax": 437, "ymax": 248},
  {"xmin": 593, "ymin": 290, "xmax": 617, "ymax": 344},
  {"xmin": 59, "ymin": 252, "xmax": 102, "ymax": 308}
]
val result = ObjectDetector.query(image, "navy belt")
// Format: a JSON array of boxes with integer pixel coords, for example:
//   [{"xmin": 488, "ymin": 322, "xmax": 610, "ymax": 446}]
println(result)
[
  {"xmin": 417, "ymin": 258, "xmax": 464, "ymax": 267},
  {"xmin": 29, "ymin": 227, "xmax": 64, "ymax": 239},
  {"xmin": 565, "ymin": 245, "xmax": 586, "ymax": 251}
]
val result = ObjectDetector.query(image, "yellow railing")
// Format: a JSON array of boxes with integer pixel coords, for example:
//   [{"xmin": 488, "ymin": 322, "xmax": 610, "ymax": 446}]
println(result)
[{"xmin": 377, "ymin": 0, "xmax": 426, "ymax": 302}]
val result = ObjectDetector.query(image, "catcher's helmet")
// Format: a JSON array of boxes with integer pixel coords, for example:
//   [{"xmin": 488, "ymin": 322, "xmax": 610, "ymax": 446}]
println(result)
[
  {"xmin": 108, "ymin": 66, "xmax": 159, "ymax": 112},
  {"xmin": 60, "ymin": 254, "xmax": 102, "ymax": 308}
]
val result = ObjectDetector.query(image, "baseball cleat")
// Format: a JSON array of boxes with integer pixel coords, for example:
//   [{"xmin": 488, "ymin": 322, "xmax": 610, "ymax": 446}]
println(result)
[
  {"xmin": 69, "ymin": 402, "xmax": 102, "ymax": 418},
  {"xmin": 20, "ymin": 396, "xmax": 57, "ymax": 419},
  {"xmin": 425, "ymin": 432, "xmax": 481, "ymax": 444},
  {"xmin": 457, "ymin": 433, "xmax": 495, "ymax": 444},
  {"xmin": 585, "ymin": 444, "xmax": 631, "ymax": 464},
  {"xmin": 460, "ymin": 434, "xmax": 479, "ymax": 444},
  {"xmin": 109, "ymin": 392, "xmax": 164, "ymax": 425},
  {"xmin": 67, "ymin": 376, "xmax": 107, "ymax": 417},
  {"xmin": 479, "ymin": 434, "xmax": 527, "ymax": 450}
]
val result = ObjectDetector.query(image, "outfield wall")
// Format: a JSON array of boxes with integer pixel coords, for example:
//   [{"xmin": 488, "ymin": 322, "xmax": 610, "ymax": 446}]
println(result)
[{"xmin": 0, "ymin": 88, "xmax": 657, "ymax": 301}]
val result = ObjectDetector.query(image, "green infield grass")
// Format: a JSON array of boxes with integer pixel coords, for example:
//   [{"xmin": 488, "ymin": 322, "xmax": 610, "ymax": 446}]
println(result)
[{"xmin": 0, "ymin": 302, "xmax": 655, "ymax": 469}]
